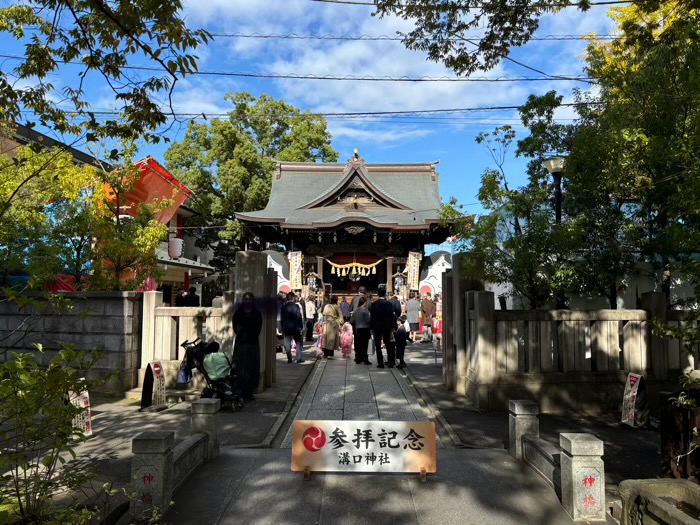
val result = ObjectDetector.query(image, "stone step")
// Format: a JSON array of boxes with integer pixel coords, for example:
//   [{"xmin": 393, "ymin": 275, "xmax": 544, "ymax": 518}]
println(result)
[{"xmin": 125, "ymin": 387, "xmax": 202, "ymax": 404}]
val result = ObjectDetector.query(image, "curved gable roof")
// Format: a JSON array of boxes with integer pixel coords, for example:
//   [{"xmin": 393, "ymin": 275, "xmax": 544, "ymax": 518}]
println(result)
[{"xmin": 236, "ymin": 157, "xmax": 443, "ymax": 228}]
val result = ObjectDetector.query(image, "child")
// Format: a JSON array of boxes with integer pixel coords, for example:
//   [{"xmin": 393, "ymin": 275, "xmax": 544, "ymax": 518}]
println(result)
[
  {"xmin": 395, "ymin": 315, "xmax": 408, "ymax": 368},
  {"xmin": 315, "ymin": 322, "xmax": 324, "ymax": 359},
  {"xmin": 339, "ymin": 322, "xmax": 354, "ymax": 359}
]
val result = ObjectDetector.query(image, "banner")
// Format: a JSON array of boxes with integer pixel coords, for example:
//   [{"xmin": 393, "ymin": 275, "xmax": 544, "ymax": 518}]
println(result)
[
  {"xmin": 621, "ymin": 373, "xmax": 648, "ymax": 427},
  {"xmin": 288, "ymin": 251, "xmax": 303, "ymax": 290},
  {"xmin": 407, "ymin": 251, "xmax": 422, "ymax": 290},
  {"xmin": 292, "ymin": 420, "xmax": 436, "ymax": 474},
  {"xmin": 69, "ymin": 388, "xmax": 92, "ymax": 437}
]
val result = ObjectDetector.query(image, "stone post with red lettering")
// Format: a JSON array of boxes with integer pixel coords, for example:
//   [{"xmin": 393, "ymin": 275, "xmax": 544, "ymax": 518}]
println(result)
[
  {"xmin": 130, "ymin": 431, "xmax": 174, "ymax": 518},
  {"xmin": 560, "ymin": 433, "xmax": 606, "ymax": 522}
]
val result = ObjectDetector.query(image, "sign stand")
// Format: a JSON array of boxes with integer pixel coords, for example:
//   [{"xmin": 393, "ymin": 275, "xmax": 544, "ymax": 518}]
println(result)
[
  {"xmin": 292, "ymin": 420, "xmax": 437, "ymax": 479},
  {"xmin": 140, "ymin": 361, "xmax": 168, "ymax": 412},
  {"xmin": 621, "ymin": 373, "xmax": 649, "ymax": 428}
]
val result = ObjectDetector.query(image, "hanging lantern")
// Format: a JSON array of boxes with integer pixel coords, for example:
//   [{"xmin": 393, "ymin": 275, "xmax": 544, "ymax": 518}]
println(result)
[
  {"xmin": 372, "ymin": 266, "xmax": 376, "ymax": 275},
  {"xmin": 342, "ymin": 268, "xmax": 347, "ymax": 276}
]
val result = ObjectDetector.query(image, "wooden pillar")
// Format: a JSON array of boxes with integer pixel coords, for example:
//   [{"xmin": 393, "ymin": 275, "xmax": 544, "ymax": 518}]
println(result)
[
  {"xmin": 386, "ymin": 257, "xmax": 393, "ymax": 291},
  {"xmin": 316, "ymin": 256, "xmax": 323, "ymax": 282}
]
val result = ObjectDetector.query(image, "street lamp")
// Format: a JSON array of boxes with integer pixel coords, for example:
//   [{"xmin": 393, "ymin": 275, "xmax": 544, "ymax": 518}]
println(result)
[{"xmin": 543, "ymin": 155, "xmax": 567, "ymax": 224}]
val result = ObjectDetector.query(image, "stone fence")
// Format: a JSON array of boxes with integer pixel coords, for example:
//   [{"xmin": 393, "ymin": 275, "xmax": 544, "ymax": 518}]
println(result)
[
  {"xmin": 129, "ymin": 398, "xmax": 219, "ymax": 519},
  {"xmin": 0, "ymin": 292, "xmax": 142, "ymax": 393},
  {"xmin": 509, "ymin": 400, "xmax": 607, "ymax": 522},
  {"xmin": 442, "ymin": 273, "xmax": 692, "ymax": 412}
]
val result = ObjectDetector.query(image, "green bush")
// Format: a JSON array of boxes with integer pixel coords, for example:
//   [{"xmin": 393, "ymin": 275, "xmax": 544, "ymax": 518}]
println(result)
[{"xmin": 0, "ymin": 345, "xmax": 101, "ymax": 524}]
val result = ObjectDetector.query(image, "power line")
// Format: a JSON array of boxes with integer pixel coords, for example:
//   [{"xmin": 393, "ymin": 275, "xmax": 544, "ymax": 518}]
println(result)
[
  {"xmin": 18, "ymin": 101, "xmax": 598, "ymax": 120},
  {"xmin": 0, "ymin": 54, "xmax": 588, "ymax": 83},
  {"xmin": 208, "ymin": 31, "xmax": 620, "ymax": 42},
  {"xmin": 308, "ymin": 0, "xmax": 631, "ymax": 8}
]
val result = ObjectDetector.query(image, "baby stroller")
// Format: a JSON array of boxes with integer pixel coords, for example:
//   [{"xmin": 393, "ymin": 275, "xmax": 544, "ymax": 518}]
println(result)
[{"xmin": 181, "ymin": 338, "xmax": 244, "ymax": 411}]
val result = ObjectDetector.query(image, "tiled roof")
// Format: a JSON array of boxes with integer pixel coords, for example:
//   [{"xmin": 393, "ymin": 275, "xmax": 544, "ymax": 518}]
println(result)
[{"xmin": 236, "ymin": 159, "xmax": 443, "ymax": 228}]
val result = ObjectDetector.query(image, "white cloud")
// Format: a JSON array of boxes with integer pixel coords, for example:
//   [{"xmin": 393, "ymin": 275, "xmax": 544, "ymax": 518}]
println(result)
[{"xmin": 172, "ymin": 1, "xmax": 618, "ymax": 145}]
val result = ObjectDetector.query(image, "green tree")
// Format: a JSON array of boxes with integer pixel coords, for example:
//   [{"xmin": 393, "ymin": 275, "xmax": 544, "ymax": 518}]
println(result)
[
  {"xmin": 164, "ymin": 93, "xmax": 338, "ymax": 270},
  {"xmin": 0, "ymin": 145, "xmax": 95, "ymax": 287},
  {"xmin": 373, "ymin": 0, "xmax": 592, "ymax": 75},
  {"xmin": 584, "ymin": 1, "xmax": 700, "ymax": 303},
  {"xmin": 449, "ymin": 125, "xmax": 576, "ymax": 309},
  {"xmin": 88, "ymin": 153, "xmax": 170, "ymax": 291},
  {"xmin": 0, "ymin": 0, "xmax": 209, "ymax": 144}
]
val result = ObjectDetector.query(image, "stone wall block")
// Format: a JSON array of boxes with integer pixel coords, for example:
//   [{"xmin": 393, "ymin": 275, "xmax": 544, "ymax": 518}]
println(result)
[
  {"xmin": 131, "ymin": 431, "xmax": 174, "ymax": 517},
  {"xmin": 191, "ymin": 398, "xmax": 220, "ymax": 460},
  {"xmin": 560, "ymin": 433, "xmax": 606, "ymax": 522},
  {"xmin": 508, "ymin": 399, "xmax": 540, "ymax": 460}
]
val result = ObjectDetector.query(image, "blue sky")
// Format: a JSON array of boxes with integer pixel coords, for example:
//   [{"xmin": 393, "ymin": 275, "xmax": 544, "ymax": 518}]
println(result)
[{"xmin": 1, "ymin": 0, "xmax": 616, "ymax": 217}]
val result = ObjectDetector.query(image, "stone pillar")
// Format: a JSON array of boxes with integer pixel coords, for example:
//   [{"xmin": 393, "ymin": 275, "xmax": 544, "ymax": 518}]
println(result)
[
  {"xmin": 235, "ymin": 251, "xmax": 271, "ymax": 392},
  {"xmin": 265, "ymin": 268, "xmax": 276, "ymax": 387},
  {"xmin": 140, "ymin": 291, "xmax": 163, "ymax": 369},
  {"xmin": 442, "ymin": 272, "xmax": 454, "ymax": 390},
  {"xmin": 641, "ymin": 291, "xmax": 667, "ymax": 380},
  {"xmin": 452, "ymin": 254, "xmax": 469, "ymax": 395},
  {"xmin": 131, "ymin": 431, "xmax": 174, "ymax": 517},
  {"xmin": 473, "ymin": 291, "xmax": 496, "ymax": 411},
  {"xmin": 219, "ymin": 291, "xmax": 234, "ymax": 355},
  {"xmin": 386, "ymin": 256, "xmax": 393, "ymax": 292},
  {"xmin": 560, "ymin": 433, "xmax": 606, "ymax": 522},
  {"xmin": 508, "ymin": 400, "xmax": 539, "ymax": 460},
  {"xmin": 191, "ymin": 398, "xmax": 220, "ymax": 460}
]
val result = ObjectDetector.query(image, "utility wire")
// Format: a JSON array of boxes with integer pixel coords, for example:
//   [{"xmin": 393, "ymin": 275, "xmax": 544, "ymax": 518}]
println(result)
[
  {"xmin": 308, "ymin": 0, "xmax": 631, "ymax": 8},
  {"xmin": 0, "ymin": 54, "xmax": 588, "ymax": 83},
  {"xmin": 207, "ymin": 31, "xmax": 620, "ymax": 42},
  {"xmin": 18, "ymin": 101, "xmax": 599, "ymax": 120}
]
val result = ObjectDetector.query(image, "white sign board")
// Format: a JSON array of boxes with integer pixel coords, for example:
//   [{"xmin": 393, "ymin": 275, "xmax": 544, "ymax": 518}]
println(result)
[
  {"xmin": 151, "ymin": 361, "xmax": 167, "ymax": 408},
  {"xmin": 291, "ymin": 420, "xmax": 436, "ymax": 474},
  {"xmin": 621, "ymin": 373, "xmax": 643, "ymax": 427},
  {"xmin": 69, "ymin": 389, "xmax": 92, "ymax": 437}
]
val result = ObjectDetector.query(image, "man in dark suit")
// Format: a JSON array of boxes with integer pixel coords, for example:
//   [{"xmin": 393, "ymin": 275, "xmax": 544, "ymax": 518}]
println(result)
[
  {"xmin": 185, "ymin": 286, "xmax": 200, "ymax": 307},
  {"xmin": 369, "ymin": 286, "xmax": 397, "ymax": 368},
  {"xmin": 390, "ymin": 292, "xmax": 402, "ymax": 319},
  {"xmin": 281, "ymin": 292, "xmax": 305, "ymax": 363}
]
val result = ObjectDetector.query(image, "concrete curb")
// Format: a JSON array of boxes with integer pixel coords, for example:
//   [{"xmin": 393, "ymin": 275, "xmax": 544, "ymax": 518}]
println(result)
[
  {"xmin": 260, "ymin": 359, "xmax": 318, "ymax": 448},
  {"xmin": 400, "ymin": 362, "xmax": 466, "ymax": 449},
  {"xmin": 281, "ymin": 359, "xmax": 328, "ymax": 448}
]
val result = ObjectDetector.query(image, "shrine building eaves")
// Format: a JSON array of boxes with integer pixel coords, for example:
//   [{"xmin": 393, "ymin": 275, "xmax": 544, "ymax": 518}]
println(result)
[{"xmin": 235, "ymin": 156, "xmax": 443, "ymax": 229}]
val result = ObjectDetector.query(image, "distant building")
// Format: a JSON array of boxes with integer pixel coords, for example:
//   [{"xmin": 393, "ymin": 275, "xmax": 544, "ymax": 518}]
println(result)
[{"xmin": 419, "ymin": 251, "xmax": 452, "ymax": 296}]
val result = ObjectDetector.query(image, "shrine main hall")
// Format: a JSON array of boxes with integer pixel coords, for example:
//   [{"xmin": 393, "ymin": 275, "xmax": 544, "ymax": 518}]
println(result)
[{"xmin": 235, "ymin": 153, "xmax": 449, "ymax": 296}]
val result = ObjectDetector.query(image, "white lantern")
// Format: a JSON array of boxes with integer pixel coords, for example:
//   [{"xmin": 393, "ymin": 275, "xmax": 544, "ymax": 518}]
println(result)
[{"xmin": 168, "ymin": 238, "xmax": 183, "ymax": 259}]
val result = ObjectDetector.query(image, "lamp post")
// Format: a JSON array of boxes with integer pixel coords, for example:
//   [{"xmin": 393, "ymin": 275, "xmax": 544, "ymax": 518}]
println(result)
[
  {"xmin": 543, "ymin": 155, "xmax": 566, "ymax": 224},
  {"xmin": 544, "ymin": 155, "xmax": 568, "ymax": 309}
]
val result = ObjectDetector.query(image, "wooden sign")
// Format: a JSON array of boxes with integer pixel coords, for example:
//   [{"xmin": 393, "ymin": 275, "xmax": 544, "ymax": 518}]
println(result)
[
  {"xmin": 291, "ymin": 420, "xmax": 436, "ymax": 475},
  {"xmin": 407, "ymin": 251, "xmax": 422, "ymax": 290},
  {"xmin": 69, "ymin": 388, "xmax": 92, "ymax": 437}
]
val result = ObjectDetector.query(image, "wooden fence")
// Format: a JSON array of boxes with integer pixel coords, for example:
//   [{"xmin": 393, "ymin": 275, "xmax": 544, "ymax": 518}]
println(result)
[
  {"xmin": 443, "ymin": 284, "xmax": 693, "ymax": 413},
  {"xmin": 140, "ymin": 291, "xmax": 233, "ymax": 388}
]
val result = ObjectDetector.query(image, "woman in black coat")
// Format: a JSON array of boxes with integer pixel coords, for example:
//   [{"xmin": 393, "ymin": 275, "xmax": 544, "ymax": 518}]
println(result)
[{"xmin": 232, "ymin": 291, "xmax": 263, "ymax": 401}]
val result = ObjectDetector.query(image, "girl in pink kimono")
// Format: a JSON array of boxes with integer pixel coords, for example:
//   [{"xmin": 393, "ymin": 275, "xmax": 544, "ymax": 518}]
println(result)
[{"xmin": 339, "ymin": 322, "xmax": 354, "ymax": 359}]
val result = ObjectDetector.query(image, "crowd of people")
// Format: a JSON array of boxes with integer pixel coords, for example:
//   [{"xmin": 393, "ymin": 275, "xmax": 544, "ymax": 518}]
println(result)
[
  {"xmin": 227, "ymin": 287, "xmax": 440, "ymax": 404},
  {"xmin": 276, "ymin": 287, "xmax": 440, "ymax": 369}
]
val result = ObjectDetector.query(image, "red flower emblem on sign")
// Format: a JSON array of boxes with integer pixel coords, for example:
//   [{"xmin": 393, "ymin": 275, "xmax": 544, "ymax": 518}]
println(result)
[{"xmin": 302, "ymin": 427, "xmax": 327, "ymax": 452}]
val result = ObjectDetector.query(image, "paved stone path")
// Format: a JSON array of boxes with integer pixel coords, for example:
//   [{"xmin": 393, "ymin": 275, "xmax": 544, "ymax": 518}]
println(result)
[{"xmin": 281, "ymin": 357, "xmax": 428, "ymax": 447}]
